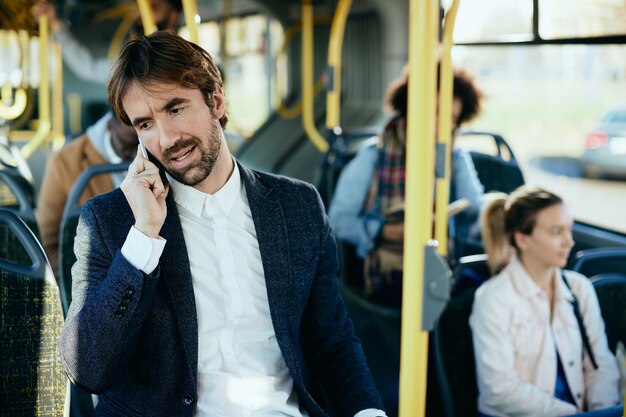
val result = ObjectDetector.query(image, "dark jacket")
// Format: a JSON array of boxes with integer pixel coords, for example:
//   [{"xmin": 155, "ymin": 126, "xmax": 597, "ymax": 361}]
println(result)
[{"xmin": 60, "ymin": 162, "xmax": 383, "ymax": 417}]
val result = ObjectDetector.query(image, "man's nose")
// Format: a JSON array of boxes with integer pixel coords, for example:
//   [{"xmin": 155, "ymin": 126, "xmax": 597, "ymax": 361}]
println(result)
[{"xmin": 158, "ymin": 122, "xmax": 180, "ymax": 149}]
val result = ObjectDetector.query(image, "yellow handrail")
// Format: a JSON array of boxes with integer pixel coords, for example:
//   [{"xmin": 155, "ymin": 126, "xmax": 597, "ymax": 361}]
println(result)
[
  {"xmin": 275, "ymin": 19, "xmax": 331, "ymax": 120},
  {"xmin": 0, "ymin": 85, "xmax": 27, "ymax": 121},
  {"xmin": 21, "ymin": 15, "xmax": 51, "ymax": 159},
  {"xmin": 399, "ymin": 0, "xmax": 438, "ymax": 416},
  {"xmin": 51, "ymin": 41, "xmax": 64, "ymax": 151},
  {"xmin": 301, "ymin": 0, "xmax": 328, "ymax": 153},
  {"xmin": 325, "ymin": 0, "xmax": 352, "ymax": 130},
  {"xmin": 108, "ymin": 9, "xmax": 136, "ymax": 60},
  {"xmin": 67, "ymin": 93, "xmax": 82, "ymax": 135},
  {"xmin": 136, "ymin": 0, "xmax": 157, "ymax": 35},
  {"xmin": 434, "ymin": 0, "xmax": 461, "ymax": 255},
  {"xmin": 181, "ymin": 0, "xmax": 199, "ymax": 44}
]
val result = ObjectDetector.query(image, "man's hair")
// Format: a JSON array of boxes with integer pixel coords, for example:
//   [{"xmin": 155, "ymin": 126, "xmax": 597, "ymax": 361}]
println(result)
[
  {"xmin": 384, "ymin": 66, "xmax": 483, "ymax": 128},
  {"xmin": 108, "ymin": 30, "xmax": 227, "ymax": 128}
]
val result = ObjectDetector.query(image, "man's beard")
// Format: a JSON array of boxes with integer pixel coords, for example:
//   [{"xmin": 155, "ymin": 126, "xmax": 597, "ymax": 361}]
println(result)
[{"xmin": 162, "ymin": 126, "xmax": 222, "ymax": 187}]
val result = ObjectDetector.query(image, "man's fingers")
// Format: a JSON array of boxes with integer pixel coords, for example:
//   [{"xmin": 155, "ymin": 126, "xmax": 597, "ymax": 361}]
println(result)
[{"xmin": 133, "ymin": 158, "xmax": 146, "ymax": 175}]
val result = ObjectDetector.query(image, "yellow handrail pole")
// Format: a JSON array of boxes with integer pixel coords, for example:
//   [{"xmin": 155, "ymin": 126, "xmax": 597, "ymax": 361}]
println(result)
[
  {"xmin": 398, "ymin": 0, "xmax": 438, "ymax": 416},
  {"xmin": 0, "ymin": 86, "xmax": 27, "ymax": 121},
  {"xmin": 67, "ymin": 93, "xmax": 82, "ymax": 135},
  {"xmin": 21, "ymin": 15, "xmax": 51, "ymax": 159},
  {"xmin": 107, "ymin": 11, "xmax": 136, "ymax": 60},
  {"xmin": 301, "ymin": 0, "xmax": 328, "ymax": 153},
  {"xmin": 325, "ymin": 0, "xmax": 352, "ymax": 130},
  {"xmin": 434, "ymin": 0, "xmax": 461, "ymax": 255},
  {"xmin": 181, "ymin": 0, "xmax": 200, "ymax": 44},
  {"xmin": 136, "ymin": 0, "xmax": 157, "ymax": 35},
  {"xmin": 51, "ymin": 41, "xmax": 65, "ymax": 151},
  {"xmin": 276, "ymin": 19, "xmax": 330, "ymax": 120}
]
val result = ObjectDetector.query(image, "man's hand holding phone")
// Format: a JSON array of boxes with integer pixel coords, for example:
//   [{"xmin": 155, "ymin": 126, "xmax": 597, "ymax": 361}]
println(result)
[{"xmin": 121, "ymin": 142, "xmax": 169, "ymax": 238}]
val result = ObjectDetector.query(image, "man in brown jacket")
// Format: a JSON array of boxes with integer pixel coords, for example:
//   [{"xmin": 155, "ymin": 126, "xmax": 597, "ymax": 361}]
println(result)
[{"xmin": 37, "ymin": 112, "xmax": 138, "ymax": 277}]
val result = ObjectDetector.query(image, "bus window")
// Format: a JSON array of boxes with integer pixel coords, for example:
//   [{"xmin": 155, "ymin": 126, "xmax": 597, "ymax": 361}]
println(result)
[
  {"xmin": 453, "ymin": 44, "xmax": 626, "ymax": 233},
  {"xmin": 180, "ymin": 14, "xmax": 284, "ymax": 148},
  {"xmin": 539, "ymin": 0, "xmax": 626, "ymax": 39}
]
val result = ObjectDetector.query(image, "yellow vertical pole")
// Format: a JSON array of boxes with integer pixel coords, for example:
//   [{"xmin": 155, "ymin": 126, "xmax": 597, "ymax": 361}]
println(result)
[
  {"xmin": 136, "ymin": 0, "xmax": 157, "ymax": 35},
  {"xmin": 325, "ymin": 0, "xmax": 352, "ymax": 130},
  {"xmin": 398, "ymin": 0, "xmax": 438, "ymax": 416},
  {"xmin": 21, "ymin": 16, "xmax": 51, "ymax": 159},
  {"xmin": 434, "ymin": 0, "xmax": 461, "ymax": 255},
  {"xmin": 181, "ymin": 0, "xmax": 200, "ymax": 44},
  {"xmin": 51, "ymin": 41, "xmax": 65, "ymax": 151},
  {"xmin": 67, "ymin": 93, "xmax": 82, "ymax": 135},
  {"xmin": 301, "ymin": 0, "xmax": 328, "ymax": 152}
]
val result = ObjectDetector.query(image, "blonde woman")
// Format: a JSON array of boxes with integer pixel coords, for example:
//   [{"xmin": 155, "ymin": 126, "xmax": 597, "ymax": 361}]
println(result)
[{"xmin": 470, "ymin": 186, "xmax": 621, "ymax": 417}]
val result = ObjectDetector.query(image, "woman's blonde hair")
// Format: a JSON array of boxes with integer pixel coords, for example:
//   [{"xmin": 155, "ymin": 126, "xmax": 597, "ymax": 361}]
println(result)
[{"xmin": 480, "ymin": 186, "xmax": 563, "ymax": 274}]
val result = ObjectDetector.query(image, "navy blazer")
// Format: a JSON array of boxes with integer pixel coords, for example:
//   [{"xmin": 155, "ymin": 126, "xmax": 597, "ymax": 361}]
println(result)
[{"xmin": 60, "ymin": 162, "xmax": 383, "ymax": 417}]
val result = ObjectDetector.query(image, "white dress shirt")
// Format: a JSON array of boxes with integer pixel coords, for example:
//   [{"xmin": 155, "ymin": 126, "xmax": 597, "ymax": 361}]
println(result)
[{"xmin": 121, "ymin": 162, "xmax": 387, "ymax": 417}]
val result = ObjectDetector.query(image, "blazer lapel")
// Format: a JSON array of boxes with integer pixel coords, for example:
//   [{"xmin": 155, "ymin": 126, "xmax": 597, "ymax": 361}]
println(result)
[
  {"xmin": 158, "ymin": 193, "xmax": 198, "ymax": 384},
  {"xmin": 239, "ymin": 164, "xmax": 296, "ymax": 363}
]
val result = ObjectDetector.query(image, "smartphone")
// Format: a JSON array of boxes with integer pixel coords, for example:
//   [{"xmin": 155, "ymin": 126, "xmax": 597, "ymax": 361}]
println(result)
[
  {"xmin": 138, "ymin": 138, "xmax": 149, "ymax": 159},
  {"xmin": 143, "ymin": 144, "xmax": 168, "ymax": 185}
]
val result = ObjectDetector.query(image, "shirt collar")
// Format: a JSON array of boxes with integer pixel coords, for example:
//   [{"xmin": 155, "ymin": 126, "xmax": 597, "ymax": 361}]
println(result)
[
  {"xmin": 508, "ymin": 256, "xmax": 573, "ymax": 302},
  {"xmin": 168, "ymin": 159, "xmax": 241, "ymax": 217}
]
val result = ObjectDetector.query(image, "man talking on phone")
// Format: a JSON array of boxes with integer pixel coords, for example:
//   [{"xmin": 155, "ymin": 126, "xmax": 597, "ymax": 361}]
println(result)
[{"xmin": 60, "ymin": 30, "xmax": 386, "ymax": 417}]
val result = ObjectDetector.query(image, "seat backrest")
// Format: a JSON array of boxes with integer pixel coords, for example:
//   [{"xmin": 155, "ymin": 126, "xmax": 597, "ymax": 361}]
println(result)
[
  {"xmin": 590, "ymin": 273, "xmax": 626, "ymax": 353},
  {"xmin": 434, "ymin": 287, "xmax": 478, "ymax": 417},
  {"xmin": 59, "ymin": 162, "xmax": 129, "ymax": 316},
  {"xmin": 468, "ymin": 151, "xmax": 525, "ymax": 194},
  {"xmin": 317, "ymin": 132, "xmax": 377, "ymax": 208},
  {"xmin": 573, "ymin": 247, "xmax": 626, "ymax": 279},
  {"xmin": 0, "ymin": 169, "xmax": 38, "ymax": 235},
  {"xmin": 457, "ymin": 130, "xmax": 525, "ymax": 194},
  {"xmin": 0, "ymin": 208, "xmax": 68, "ymax": 417},
  {"xmin": 451, "ymin": 254, "xmax": 491, "ymax": 297}
]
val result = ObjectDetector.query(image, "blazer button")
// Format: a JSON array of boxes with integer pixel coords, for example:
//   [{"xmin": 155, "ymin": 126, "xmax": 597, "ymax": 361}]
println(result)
[
  {"xmin": 124, "ymin": 286, "xmax": 135, "ymax": 296},
  {"xmin": 183, "ymin": 395, "xmax": 194, "ymax": 406}
]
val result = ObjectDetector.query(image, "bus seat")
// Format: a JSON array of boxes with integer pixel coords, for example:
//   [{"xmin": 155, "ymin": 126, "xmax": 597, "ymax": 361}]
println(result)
[
  {"xmin": 573, "ymin": 247, "xmax": 626, "ymax": 279},
  {"xmin": 451, "ymin": 253, "xmax": 491, "ymax": 297},
  {"xmin": 458, "ymin": 131, "xmax": 525, "ymax": 195},
  {"xmin": 0, "ymin": 169, "xmax": 38, "ymax": 235},
  {"xmin": 0, "ymin": 208, "xmax": 68, "ymax": 417},
  {"xmin": 433, "ymin": 287, "xmax": 478, "ymax": 417},
  {"xmin": 59, "ymin": 162, "xmax": 130, "ymax": 316},
  {"xmin": 469, "ymin": 150, "xmax": 525, "ymax": 194},
  {"xmin": 317, "ymin": 131, "xmax": 378, "ymax": 207},
  {"xmin": 340, "ymin": 284, "xmax": 401, "ymax": 416},
  {"xmin": 338, "ymin": 241, "xmax": 366, "ymax": 289},
  {"xmin": 590, "ymin": 273, "xmax": 626, "ymax": 353}
]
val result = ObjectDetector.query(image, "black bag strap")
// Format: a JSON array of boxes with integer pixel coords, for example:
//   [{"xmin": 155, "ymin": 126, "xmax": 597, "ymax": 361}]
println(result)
[{"xmin": 561, "ymin": 271, "xmax": 598, "ymax": 370}]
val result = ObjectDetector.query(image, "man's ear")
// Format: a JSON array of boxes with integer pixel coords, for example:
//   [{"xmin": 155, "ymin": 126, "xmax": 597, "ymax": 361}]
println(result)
[{"xmin": 211, "ymin": 89, "xmax": 226, "ymax": 119}]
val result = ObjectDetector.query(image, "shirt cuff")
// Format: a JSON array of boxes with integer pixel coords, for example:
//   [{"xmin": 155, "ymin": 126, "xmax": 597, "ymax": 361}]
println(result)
[
  {"xmin": 354, "ymin": 409, "xmax": 387, "ymax": 417},
  {"xmin": 121, "ymin": 226, "xmax": 166, "ymax": 274}
]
